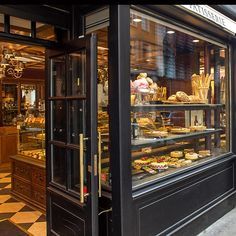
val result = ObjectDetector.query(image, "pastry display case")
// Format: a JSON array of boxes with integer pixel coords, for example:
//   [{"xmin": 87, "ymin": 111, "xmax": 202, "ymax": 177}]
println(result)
[
  {"xmin": 18, "ymin": 115, "xmax": 45, "ymax": 161},
  {"xmin": 129, "ymin": 9, "xmax": 229, "ymax": 188},
  {"xmin": 11, "ymin": 112, "xmax": 46, "ymax": 211}
]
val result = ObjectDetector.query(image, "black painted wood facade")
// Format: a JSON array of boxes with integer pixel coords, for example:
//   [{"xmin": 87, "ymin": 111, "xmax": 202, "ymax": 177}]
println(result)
[{"xmin": 0, "ymin": 4, "xmax": 236, "ymax": 236}]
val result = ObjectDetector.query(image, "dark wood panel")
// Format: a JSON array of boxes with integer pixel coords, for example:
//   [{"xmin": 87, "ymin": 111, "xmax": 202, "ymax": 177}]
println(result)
[
  {"xmin": 32, "ymin": 166, "xmax": 46, "ymax": 187},
  {"xmin": 12, "ymin": 177, "xmax": 31, "ymax": 198},
  {"xmin": 11, "ymin": 157, "xmax": 46, "ymax": 211},
  {"xmin": 49, "ymin": 192, "xmax": 86, "ymax": 236},
  {"xmin": 137, "ymin": 163, "xmax": 234, "ymax": 236},
  {"xmin": 13, "ymin": 161, "xmax": 31, "ymax": 180},
  {"xmin": 32, "ymin": 185, "xmax": 46, "ymax": 205}
]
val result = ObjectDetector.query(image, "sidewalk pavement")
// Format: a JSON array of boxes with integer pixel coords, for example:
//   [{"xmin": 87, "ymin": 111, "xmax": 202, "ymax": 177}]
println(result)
[{"xmin": 197, "ymin": 207, "xmax": 236, "ymax": 236}]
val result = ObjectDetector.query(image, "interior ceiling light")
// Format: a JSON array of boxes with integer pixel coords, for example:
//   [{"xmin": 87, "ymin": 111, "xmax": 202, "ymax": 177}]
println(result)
[
  {"xmin": 167, "ymin": 30, "xmax": 175, "ymax": 34},
  {"xmin": 146, "ymin": 59, "xmax": 151, "ymax": 62},
  {"xmin": 192, "ymin": 39, "xmax": 200, "ymax": 43},
  {"xmin": 133, "ymin": 18, "xmax": 142, "ymax": 23},
  {"xmin": 0, "ymin": 48, "xmax": 26, "ymax": 79}
]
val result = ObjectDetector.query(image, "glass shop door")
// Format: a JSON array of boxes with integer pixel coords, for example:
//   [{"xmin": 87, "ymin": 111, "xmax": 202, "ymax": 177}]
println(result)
[{"xmin": 46, "ymin": 34, "xmax": 99, "ymax": 236}]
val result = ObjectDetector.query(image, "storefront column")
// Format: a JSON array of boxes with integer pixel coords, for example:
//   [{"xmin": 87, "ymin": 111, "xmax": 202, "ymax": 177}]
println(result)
[{"xmin": 108, "ymin": 5, "xmax": 134, "ymax": 236}]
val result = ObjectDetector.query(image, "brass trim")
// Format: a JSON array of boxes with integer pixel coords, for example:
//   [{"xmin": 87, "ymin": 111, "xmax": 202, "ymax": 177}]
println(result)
[
  {"xmin": 79, "ymin": 133, "xmax": 84, "ymax": 203},
  {"xmin": 98, "ymin": 131, "xmax": 102, "ymax": 197}
]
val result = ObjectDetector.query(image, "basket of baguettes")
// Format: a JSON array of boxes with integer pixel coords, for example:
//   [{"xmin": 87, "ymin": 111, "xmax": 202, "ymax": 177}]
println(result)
[{"xmin": 165, "ymin": 73, "xmax": 213, "ymax": 104}]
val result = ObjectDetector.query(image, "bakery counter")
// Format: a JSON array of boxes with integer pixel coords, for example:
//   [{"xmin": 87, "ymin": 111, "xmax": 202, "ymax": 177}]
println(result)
[{"xmin": 10, "ymin": 154, "xmax": 46, "ymax": 212}]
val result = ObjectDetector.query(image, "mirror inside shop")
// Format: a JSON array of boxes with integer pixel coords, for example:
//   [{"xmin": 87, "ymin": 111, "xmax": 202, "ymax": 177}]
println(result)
[
  {"xmin": 0, "ymin": 41, "xmax": 45, "ymax": 161},
  {"xmin": 130, "ymin": 10, "xmax": 229, "ymax": 187}
]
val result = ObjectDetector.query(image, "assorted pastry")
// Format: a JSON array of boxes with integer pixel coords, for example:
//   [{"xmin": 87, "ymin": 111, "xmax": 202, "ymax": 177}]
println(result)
[
  {"xmin": 130, "ymin": 73, "xmax": 167, "ymax": 105},
  {"xmin": 167, "ymin": 91, "xmax": 202, "ymax": 103},
  {"xmin": 132, "ymin": 149, "xmax": 212, "ymax": 175},
  {"xmin": 19, "ymin": 149, "xmax": 45, "ymax": 160}
]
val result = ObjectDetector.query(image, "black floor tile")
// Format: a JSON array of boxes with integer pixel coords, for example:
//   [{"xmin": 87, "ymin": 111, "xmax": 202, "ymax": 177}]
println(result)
[
  {"xmin": 0, "ymin": 212, "xmax": 15, "ymax": 220},
  {"xmin": 5, "ymin": 197, "xmax": 20, "ymax": 203},
  {"xmin": 0, "ymin": 188, "xmax": 11, "ymax": 194},
  {"xmin": 19, "ymin": 205, "xmax": 35, "ymax": 212},
  {"xmin": 0, "ymin": 183, "xmax": 10, "ymax": 188},
  {"xmin": 17, "ymin": 222, "xmax": 34, "ymax": 231},
  {"xmin": 36, "ymin": 214, "xmax": 46, "ymax": 222}
]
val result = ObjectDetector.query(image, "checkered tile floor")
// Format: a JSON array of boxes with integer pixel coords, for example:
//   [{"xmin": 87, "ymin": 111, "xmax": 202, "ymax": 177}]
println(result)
[{"xmin": 0, "ymin": 169, "xmax": 46, "ymax": 236}]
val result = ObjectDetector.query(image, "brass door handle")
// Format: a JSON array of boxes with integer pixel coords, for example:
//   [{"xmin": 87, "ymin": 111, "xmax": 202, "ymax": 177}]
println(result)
[
  {"xmin": 98, "ymin": 131, "xmax": 102, "ymax": 197},
  {"xmin": 79, "ymin": 133, "xmax": 85, "ymax": 203}
]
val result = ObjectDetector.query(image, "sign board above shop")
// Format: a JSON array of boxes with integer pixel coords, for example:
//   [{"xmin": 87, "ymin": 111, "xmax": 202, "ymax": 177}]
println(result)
[{"xmin": 178, "ymin": 5, "xmax": 236, "ymax": 35}]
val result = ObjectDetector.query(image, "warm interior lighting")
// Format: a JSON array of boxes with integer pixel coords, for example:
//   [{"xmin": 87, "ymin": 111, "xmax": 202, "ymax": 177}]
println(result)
[
  {"xmin": 146, "ymin": 59, "xmax": 151, "ymax": 62},
  {"xmin": 192, "ymin": 39, "xmax": 200, "ymax": 43},
  {"xmin": 133, "ymin": 18, "xmax": 142, "ymax": 23},
  {"xmin": 97, "ymin": 46, "xmax": 109, "ymax": 51},
  {"xmin": 167, "ymin": 30, "xmax": 175, "ymax": 34}
]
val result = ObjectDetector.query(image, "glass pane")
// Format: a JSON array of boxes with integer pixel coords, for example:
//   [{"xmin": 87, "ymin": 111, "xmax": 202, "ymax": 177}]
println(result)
[
  {"xmin": 95, "ymin": 27, "xmax": 111, "ymax": 187},
  {"xmin": 69, "ymin": 100, "xmax": 85, "ymax": 145},
  {"xmin": 50, "ymin": 56, "xmax": 66, "ymax": 97},
  {"xmin": 0, "ymin": 14, "xmax": 3, "ymax": 32},
  {"xmin": 52, "ymin": 145, "xmax": 66, "ymax": 187},
  {"xmin": 2, "ymin": 84, "xmax": 18, "ymax": 125},
  {"xmin": 130, "ymin": 10, "xmax": 229, "ymax": 187},
  {"xmin": 10, "ymin": 16, "xmax": 31, "ymax": 36},
  {"xmin": 68, "ymin": 51, "xmax": 86, "ymax": 96},
  {"xmin": 36, "ymin": 22, "xmax": 56, "ymax": 41},
  {"xmin": 51, "ymin": 100, "xmax": 66, "ymax": 142}
]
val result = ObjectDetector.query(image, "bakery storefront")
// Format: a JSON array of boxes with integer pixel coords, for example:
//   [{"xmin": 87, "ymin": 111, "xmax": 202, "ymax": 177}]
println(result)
[{"xmin": 0, "ymin": 4, "xmax": 236, "ymax": 236}]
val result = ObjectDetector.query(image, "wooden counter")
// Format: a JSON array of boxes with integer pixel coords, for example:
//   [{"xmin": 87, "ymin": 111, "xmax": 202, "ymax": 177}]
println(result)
[
  {"xmin": 10, "ymin": 154, "xmax": 46, "ymax": 212},
  {"xmin": 0, "ymin": 126, "xmax": 17, "ymax": 163}
]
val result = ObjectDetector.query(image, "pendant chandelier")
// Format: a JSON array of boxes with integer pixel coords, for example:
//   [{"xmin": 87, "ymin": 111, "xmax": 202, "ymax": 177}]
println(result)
[{"xmin": 0, "ymin": 48, "xmax": 26, "ymax": 79}]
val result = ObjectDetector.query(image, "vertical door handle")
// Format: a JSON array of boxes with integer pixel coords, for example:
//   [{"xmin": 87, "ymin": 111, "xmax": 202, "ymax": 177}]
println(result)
[
  {"xmin": 98, "ymin": 131, "xmax": 102, "ymax": 197},
  {"xmin": 79, "ymin": 133, "xmax": 84, "ymax": 203}
]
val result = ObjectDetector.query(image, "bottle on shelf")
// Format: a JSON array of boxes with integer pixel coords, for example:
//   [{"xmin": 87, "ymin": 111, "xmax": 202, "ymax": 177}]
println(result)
[
  {"xmin": 194, "ymin": 115, "xmax": 199, "ymax": 126},
  {"xmin": 131, "ymin": 112, "xmax": 139, "ymax": 139}
]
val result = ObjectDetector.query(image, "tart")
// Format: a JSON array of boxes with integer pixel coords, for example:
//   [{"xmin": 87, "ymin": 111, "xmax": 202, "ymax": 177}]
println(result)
[
  {"xmin": 170, "ymin": 151, "xmax": 183, "ymax": 158},
  {"xmin": 184, "ymin": 148, "xmax": 194, "ymax": 154},
  {"xmin": 185, "ymin": 152, "xmax": 198, "ymax": 160},
  {"xmin": 168, "ymin": 162, "xmax": 181, "ymax": 168},
  {"xmin": 189, "ymin": 125, "xmax": 207, "ymax": 132},
  {"xmin": 150, "ymin": 162, "xmax": 168, "ymax": 170}
]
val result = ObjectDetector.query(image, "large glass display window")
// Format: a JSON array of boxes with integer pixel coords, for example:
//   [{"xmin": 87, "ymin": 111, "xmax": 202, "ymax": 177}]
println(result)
[{"xmin": 130, "ymin": 9, "xmax": 230, "ymax": 188}]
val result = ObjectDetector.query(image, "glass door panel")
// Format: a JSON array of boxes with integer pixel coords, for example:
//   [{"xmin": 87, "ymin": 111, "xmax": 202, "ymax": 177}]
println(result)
[
  {"xmin": 51, "ymin": 100, "xmax": 66, "ymax": 142},
  {"xmin": 50, "ymin": 56, "xmax": 66, "ymax": 97},
  {"xmin": 51, "ymin": 144, "xmax": 66, "ymax": 187},
  {"xmin": 69, "ymin": 100, "xmax": 85, "ymax": 145},
  {"xmin": 68, "ymin": 51, "xmax": 86, "ymax": 96}
]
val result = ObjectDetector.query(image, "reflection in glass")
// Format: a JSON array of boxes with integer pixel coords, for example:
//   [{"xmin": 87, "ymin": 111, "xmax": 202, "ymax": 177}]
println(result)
[
  {"xmin": 10, "ymin": 16, "xmax": 31, "ymax": 36},
  {"xmin": 51, "ymin": 56, "xmax": 66, "ymax": 97},
  {"xmin": 52, "ymin": 100, "xmax": 66, "ymax": 142},
  {"xmin": 0, "ymin": 14, "xmax": 3, "ymax": 32},
  {"xmin": 69, "ymin": 100, "xmax": 85, "ymax": 145},
  {"xmin": 52, "ymin": 145, "xmax": 66, "ymax": 186},
  {"xmin": 36, "ymin": 22, "xmax": 56, "ymax": 41},
  {"xmin": 68, "ymin": 51, "xmax": 86, "ymax": 96},
  {"xmin": 130, "ymin": 10, "xmax": 229, "ymax": 187}
]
